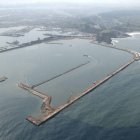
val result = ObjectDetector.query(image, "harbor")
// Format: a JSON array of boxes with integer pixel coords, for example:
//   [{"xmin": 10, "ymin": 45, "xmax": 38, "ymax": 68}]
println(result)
[
  {"xmin": 0, "ymin": 26, "xmax": 137, "ymax": 125},
  {"xmin": 17, "ymin": 37, "xmax": 140, "ymax": 126},
  {"xmin": 18, "ymin": 59, "xmax": 135, "ymax": 125}
]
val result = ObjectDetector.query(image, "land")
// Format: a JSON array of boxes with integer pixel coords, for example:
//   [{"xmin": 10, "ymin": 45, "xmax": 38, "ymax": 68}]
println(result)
[
  {"xmin": 0, "ymin": 7, "xmax": 140, "ymax": 44},
  {"xmin": 0, "ymin": 5, "xmax": 140, "ymax": 126},
  {"xmin": 0, "ymin": 34, "xmax": 93, "ymax": 53}
]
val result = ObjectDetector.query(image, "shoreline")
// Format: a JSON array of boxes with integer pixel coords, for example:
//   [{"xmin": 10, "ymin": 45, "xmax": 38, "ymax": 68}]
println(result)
[
  {"xmin": 111, "ymin": 31, "xmax": 140, "ymax": 46},
  {"xmin": 127, "ymin": 32, "xmax": 140, "ymax": 37}
]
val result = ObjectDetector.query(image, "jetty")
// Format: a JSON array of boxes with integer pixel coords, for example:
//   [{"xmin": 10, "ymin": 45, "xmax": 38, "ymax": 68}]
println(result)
[
  {"xmin": 19, "ymin": 59, "xmax": 135, "ymax": 126},
  {"xmin": 31, "ymin": 61, "xmax": 90, "ymax": 89}
]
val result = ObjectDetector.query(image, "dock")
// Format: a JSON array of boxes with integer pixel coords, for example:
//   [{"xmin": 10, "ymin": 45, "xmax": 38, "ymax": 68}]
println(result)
[{"xmin": 18, "ymin": 59, "xmax": 135, "ymax": 126}]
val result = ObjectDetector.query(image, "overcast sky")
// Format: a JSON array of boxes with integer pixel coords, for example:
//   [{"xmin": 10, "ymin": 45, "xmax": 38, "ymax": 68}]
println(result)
[{"xmin": 0, "ymin": 0, "xmax": 140, "ymax": 5}]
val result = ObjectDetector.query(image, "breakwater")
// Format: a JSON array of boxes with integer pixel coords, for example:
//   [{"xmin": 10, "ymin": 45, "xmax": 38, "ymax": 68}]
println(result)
[
  {"xmin": 19, "ymin": 59, "xmax": 135, "ymax": 126},
  {"xmin": 18, "ymin": 39, "xmax": 140, "ymax": 126},
  {"xmin": 92, "ymin": 42, "xmax": 140, "ymax": 60},
  {"xmin": 31, "ymin": 61, "xmax": 90, "ymax": 88}
]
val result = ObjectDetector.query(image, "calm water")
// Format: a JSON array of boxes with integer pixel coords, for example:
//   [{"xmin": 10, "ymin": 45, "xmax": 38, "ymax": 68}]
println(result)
[
  {"xmin": 0, "ymin": 32, "xmax": 140, "ymax": 140},
  {"xmin": 112, "ymin": 34, "xmax": 140, "ymax": 52}
]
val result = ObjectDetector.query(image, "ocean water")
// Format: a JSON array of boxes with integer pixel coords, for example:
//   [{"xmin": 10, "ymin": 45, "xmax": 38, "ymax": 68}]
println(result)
[
  {"xmin": 112, "ymin": 34, "xmax": 140, "ymax": 52},
  {"xmin": 0, "ymin": 33, "xmax": 139, "ymax": 140}
]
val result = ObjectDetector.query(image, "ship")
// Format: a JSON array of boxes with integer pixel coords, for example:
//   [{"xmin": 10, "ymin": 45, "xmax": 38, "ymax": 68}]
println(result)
[{"xmin": 0, "ymin": 76, "xmax": 8, "ymax": 82}]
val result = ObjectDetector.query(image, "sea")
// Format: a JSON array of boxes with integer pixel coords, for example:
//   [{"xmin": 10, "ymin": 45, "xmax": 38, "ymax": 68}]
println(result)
[{"xmin": 0, "ymin": 28, "xmax": 140, "ymax": 140}]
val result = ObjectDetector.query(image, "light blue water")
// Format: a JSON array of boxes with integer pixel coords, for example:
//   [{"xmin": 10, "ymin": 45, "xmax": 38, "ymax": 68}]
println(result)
[{"xmin": 0, "ymin": 34, "xmax": 139, "ymax": 140}]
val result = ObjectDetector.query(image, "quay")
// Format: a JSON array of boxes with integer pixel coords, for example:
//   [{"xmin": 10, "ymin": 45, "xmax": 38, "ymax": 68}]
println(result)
[{"xmin": 19, "ymin": 59, "xmax": 135, "ymax": 126}]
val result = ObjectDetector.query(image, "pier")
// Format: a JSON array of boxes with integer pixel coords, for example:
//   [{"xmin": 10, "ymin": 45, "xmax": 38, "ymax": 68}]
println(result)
[{"xmin": 19, "ymin": 59, "xmax": 135, "ymax": 126}]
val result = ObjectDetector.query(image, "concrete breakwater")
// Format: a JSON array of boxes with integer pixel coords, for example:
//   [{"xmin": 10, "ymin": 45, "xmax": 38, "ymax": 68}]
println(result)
[
  {"xmin": 31, "ymin": 61, "xmax": 90, "ymax": 89},
  {"xmin": 19, "ymin": 59, "xmax": 135, "ymax": 126},
  {"xmin": 92, "ymin": 42, "xmax": 140, "ymax": 60}
]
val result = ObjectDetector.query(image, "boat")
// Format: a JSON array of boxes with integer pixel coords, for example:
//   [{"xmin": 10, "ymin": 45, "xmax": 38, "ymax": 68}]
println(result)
[{"xmin": 0, "ymin": 76, "xmax": 8, "ymax": 82}]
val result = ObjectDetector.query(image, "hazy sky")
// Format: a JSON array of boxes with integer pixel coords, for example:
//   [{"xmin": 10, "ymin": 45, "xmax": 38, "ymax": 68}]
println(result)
[{"xmin": 0, "ymin": 0, "xmax": 140, "ymax": 5}]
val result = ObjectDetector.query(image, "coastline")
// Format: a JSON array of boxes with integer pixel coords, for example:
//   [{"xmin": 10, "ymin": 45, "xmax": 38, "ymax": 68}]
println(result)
[
  {"xmin": 111, "ymin": 39, "xmax": 119, "ymax": 46},
  {"xmin": 111, "ymin": 31, "xmax": 140, "ymax": 46},
  {"xmin": 127, "ymin": 32, "xmax": 140, "ymax": 37}
]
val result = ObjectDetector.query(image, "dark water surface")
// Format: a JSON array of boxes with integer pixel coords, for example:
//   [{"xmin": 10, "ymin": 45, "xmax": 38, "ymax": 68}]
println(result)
[{"xmin": 0, "ymin": 35, "xmax": 139, "ymax": 140}]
